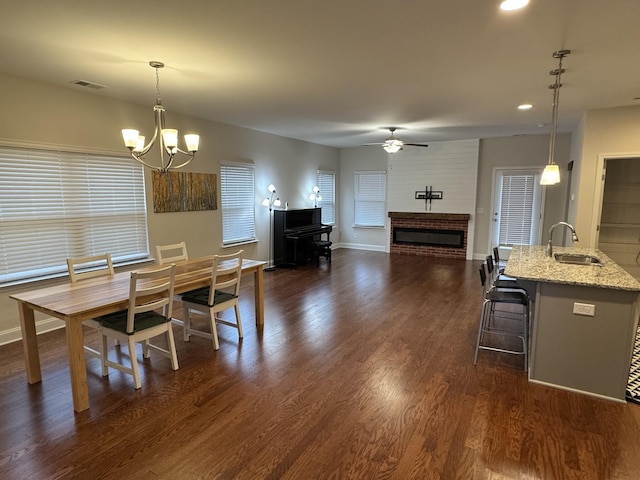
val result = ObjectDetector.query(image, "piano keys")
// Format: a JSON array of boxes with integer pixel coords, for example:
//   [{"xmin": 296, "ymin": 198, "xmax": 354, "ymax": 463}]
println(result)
[{"xmin": 273, "ymin": 208, "xmax": 332, "ymax": 267}]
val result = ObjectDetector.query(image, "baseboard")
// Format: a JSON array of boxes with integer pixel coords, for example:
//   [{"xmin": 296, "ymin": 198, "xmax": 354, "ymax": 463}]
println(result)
[
  {"xmin": 335, "ymin": 242, "xmax": 386, "ymax": 252},
  {"xmin": 528, "ymin": 378, "xmax": 626, "ymax": 404},
  {"xmin": 0, "ymin": 317, "xmax": 65, "ymax": 347}
]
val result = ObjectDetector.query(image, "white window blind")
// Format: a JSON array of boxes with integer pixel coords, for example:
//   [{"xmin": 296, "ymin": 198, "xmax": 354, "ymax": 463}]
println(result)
[
  {"xmin": 220, "ymin": 163, "xmax": 256, "ymax": 245},
  {"xmin": 317, "ymin": 170, "xmax": 335, "ymax": 224},
  {"xmin": 0, "ymin": 145, "xmax": 148, "ymax": 285},
  {"xmin": 498, "ymin": 173, "xmax": 537, "ymax": 245},
  {"xmin": 354, "ymin": 171, "xmax": 386, "ymax": 227}
]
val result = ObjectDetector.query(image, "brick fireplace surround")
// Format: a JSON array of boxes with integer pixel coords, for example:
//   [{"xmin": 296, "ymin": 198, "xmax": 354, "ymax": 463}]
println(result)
[{"xmin": 388, "ymin": 212, "xmax": 471, "ymax": 259}]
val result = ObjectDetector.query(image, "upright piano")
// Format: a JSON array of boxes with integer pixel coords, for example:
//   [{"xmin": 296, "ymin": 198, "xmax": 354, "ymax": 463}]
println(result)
[{"xmin": 273, "ymin": 208, "xmax": 332, "ymax": 267}]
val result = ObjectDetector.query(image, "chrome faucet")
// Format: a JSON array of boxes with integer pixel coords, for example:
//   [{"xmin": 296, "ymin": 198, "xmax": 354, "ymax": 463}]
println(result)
[{"xmin": 546, "ymin": 222, "xmax": 579, "ymax": 257}]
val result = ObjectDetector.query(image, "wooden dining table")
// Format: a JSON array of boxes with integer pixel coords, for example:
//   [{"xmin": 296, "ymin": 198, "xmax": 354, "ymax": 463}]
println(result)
[{"xmin": 9, "ymin": 256, "xmax": 266, "ymax": 413}]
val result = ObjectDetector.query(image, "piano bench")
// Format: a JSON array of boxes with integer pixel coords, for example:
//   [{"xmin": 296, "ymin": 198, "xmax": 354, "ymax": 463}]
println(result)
[{"xmin": 313, "ymin": 240, "xmax": 332, "ymax": 266}]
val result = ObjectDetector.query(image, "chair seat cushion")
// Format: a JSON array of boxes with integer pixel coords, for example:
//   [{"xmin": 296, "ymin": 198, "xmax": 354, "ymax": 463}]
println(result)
[
  {"xmin": 99, "ymin": 310, "xmax": 170, "ymax": 334},
  {"xmin": 181, "ymin": 287, "xmax": 237, "ymax": 307}
]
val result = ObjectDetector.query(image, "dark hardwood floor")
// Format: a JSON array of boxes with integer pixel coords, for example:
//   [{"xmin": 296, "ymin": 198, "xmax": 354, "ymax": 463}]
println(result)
[{"xmin": 1, "ymin": 249, "xmax": 640, "ymax": 479}]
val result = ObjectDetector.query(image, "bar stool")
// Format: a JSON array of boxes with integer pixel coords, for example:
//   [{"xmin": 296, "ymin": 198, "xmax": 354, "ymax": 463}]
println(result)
[
  {"xmin": 312, "ymin": 240, "xmax": 332, "ymax": 266},
  {"xmin": 474, "ymin": 264, "xmax": 529, "ymax": 371}
]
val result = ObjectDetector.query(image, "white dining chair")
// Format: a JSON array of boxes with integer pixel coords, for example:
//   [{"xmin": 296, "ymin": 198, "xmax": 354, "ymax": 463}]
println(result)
[
  {"xmin": 66, "ymin": 253, "xmax": 116, "ymax": 360},
  {"xmin": 180, "ymin": 250, "xmax": 244, "ymax": 351},
  {"xmin": 98, "ymin": 264, "xmax": 179, "ymax": 389}
]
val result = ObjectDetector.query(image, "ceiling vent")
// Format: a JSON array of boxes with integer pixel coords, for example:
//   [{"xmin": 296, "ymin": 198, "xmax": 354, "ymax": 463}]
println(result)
[{"xmin": 70, "ymin": 79, "xmax": 106, "ymax": 89}]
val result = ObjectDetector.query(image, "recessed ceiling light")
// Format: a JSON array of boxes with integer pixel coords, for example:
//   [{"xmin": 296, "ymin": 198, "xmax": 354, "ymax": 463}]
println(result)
[
  {"xmin": 500, "ymin": 0, "xmax": 530, "ymax": 11},
  {"xmin": 518, "ymin": 104, "xmax": 534, "ymax": 110}
]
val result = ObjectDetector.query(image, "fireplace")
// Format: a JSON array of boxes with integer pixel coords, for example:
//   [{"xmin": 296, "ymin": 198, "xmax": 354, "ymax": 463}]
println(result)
[
  {"xmin": 389, "ymin": 212, "xmax": 470, "ymax": 259},
  {"xmin": 393, "ymin": 227, "xmax": 464, "ymax": 249}
]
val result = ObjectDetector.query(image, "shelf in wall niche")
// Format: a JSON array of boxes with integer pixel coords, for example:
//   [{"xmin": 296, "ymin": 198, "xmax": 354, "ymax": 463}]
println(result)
[{"xmin": 600, "ymin": 223, "xmax": 640, "ymax": 228}]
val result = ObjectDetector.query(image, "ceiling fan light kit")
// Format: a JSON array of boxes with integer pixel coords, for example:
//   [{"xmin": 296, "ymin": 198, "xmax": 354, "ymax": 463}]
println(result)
[
  {"xmin": 368, "ymin": 127, "xmax": 429, "ymax": 154},
  {"xmin": 383, "ymin": 128, "xmax": 404, "ymax": 153}
]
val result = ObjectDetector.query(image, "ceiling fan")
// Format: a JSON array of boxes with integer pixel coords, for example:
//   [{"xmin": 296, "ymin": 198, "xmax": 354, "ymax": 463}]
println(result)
[{"xmin": 364, "ymin": 128, "xmax": 429, "ymax": 153}]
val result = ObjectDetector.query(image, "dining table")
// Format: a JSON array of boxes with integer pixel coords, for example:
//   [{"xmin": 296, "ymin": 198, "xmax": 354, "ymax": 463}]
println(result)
[{"xmin": 9, "ymin": 256, "xmax": 266, "ymax": 413}]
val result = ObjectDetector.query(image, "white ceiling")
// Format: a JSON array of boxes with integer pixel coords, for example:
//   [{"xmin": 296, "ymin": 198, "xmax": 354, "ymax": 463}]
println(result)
[{"xmin": 1, "ymin": 0, "xmax": 638, "ymax": 149}]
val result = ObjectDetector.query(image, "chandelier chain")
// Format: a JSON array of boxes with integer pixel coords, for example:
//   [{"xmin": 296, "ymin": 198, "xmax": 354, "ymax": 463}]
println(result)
[{"xmin": 155, "ymin": 66, "xmax": 162, "ymax": 105}]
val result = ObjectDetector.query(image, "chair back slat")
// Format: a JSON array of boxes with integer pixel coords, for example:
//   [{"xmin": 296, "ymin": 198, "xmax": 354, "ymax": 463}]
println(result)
[
  {"xmin": 493, "ymin": 247, "xmax": 501, "ymax": 265},
  {"xmin": 127, "ymin": 264, "xmax": 176, "ymax": 334},
  {"xmin": 479, "ymin": 265, "xmax": 487, "ymax": 287},
  {"xmin": 67, "ymin": 253, "xmax": 114, "ymax": 283},
  {"xmin": 209, "ymin": 250, "xmax": 243, "ymax": 304},
  {"xmin": 156, "ymin": 242, "xmax": 188, "ymax": 265}
]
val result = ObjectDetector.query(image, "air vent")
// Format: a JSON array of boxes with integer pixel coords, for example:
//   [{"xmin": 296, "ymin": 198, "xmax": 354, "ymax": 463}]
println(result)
[{"xmin": 70, "ymin": 79, "xmax": 106, "ymax": 90}]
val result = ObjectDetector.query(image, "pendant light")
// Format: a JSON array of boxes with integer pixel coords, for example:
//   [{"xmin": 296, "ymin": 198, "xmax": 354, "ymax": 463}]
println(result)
[{"xmin": 540, "ymin": 49, "xmax": 571, "ymax": 186}]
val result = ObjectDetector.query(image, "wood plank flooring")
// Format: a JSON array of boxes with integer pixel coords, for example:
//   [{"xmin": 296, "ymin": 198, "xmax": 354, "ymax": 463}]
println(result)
[{"xmin": 1, "ymin": 249, "xmax": 640, "ymax": 479}]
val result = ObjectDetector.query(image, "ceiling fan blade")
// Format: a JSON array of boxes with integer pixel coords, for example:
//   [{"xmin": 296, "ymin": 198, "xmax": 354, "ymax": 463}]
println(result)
[
  {"xmin": 362, "ymin": 143, "xmax": 384, "ymax": 146},
  {"xmin": 403, "ymin": 143, "xmax": 429, "ymax": 148}
]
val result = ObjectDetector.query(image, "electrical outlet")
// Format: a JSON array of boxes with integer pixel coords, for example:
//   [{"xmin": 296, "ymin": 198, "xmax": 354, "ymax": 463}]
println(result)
[{"xmin": 573, "ymin": 302, "xmax": 595, "ymax": 316}]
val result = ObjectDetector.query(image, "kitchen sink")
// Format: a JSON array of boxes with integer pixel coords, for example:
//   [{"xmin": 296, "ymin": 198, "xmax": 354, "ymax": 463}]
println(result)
[{"xmin": 554, "ymin": 253, "xmax": 602, "ymax": 266}]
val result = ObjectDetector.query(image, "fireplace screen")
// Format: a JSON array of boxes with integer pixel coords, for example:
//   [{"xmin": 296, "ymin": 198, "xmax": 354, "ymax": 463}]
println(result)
[{"xmin": 393, "ymin": 227, "xmax": 464, "ymax": 248}]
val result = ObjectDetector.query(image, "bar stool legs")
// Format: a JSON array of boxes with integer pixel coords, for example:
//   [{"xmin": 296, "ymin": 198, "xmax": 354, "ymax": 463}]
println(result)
[{"xmin": 474, "ymin": 266, "xmax": 529, "ymax": 371}]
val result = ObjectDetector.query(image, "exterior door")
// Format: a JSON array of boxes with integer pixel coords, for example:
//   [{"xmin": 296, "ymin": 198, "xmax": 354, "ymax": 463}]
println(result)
[{"xmin": 491, "ymin": 168, "xmax": 544, "ymax": 257}]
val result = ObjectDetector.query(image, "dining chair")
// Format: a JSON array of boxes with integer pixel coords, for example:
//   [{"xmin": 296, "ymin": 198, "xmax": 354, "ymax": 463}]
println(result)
[
  {"xmin": 156, "ymin": 241, "xmax": 189, "ymax": 265},
  {"xmin": 156, "ymin": 241, "xmax": 189, "ymax": 324},
  {"xmin": 180, "ymin": 250, "xmax": 244, "ymax": 351},
  {"xmin": 98, "ymin": 263, "xmax": 179, "ymax": 389},
  {"xmin": 66, "ymin": 253, "xmax": 115, "ymax": 360},
  {"xmin": 474, "ymin": 264, "xmax": 529, "ymax": 371}
]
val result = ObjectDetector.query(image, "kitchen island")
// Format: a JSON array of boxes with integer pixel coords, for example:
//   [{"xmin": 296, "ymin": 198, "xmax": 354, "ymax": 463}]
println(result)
[{"xmin": 505, "ymin": 245, "xmax": 640, "ymax": 402}]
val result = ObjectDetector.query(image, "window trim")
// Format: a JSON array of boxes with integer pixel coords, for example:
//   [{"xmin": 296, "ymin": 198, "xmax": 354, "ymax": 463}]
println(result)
[
  {"xmin": 220, "ymin": 162, "xmax": 257, "ymax": 247},
  {"xmin": 0, "ymin": 142, "xmax": 149, "ymax": 287},
  {"xmin": 317, "ymin": 170, "xmax": 335, "ymax": 225},
  {"xmin": 354, "ymin": 170, "xmax": 387, "ymax": 228}
]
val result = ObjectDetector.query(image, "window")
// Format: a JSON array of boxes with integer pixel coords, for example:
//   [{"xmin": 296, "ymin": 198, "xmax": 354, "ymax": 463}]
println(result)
[
  {"xmin": 316, "ymin": 170, "xmax": 335, "ymax": 224},
  {"xmin": 220, "ymin": 163, "xmax": 256, "ymax": 245},
  {"xmin": 0, "ymin": 144, "xmax": 148, "ymax": 285},
  {"xmin": 354, "ymin": 171, "xmax": 386, "ymax": 227},
  {"xmin": 493, "ymin": 170, "xmax": 543, "ymax": 246}
]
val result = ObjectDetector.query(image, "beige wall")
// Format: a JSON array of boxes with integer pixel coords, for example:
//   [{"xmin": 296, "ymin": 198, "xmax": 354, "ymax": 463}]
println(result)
[
  {"xmin": 339, "ymin": 134, "xmax": 571, "ymax": 258},
  {"xmin": 570, "ymin": 105, "xmax": 640, "ymax": 247},
  {"xmin": 0, "ymin": 73, "xmax": 339, "ymax": 341},
  {"xmin": 476, "ymin": 134, "xmax": 571, "ymax": 258},
  {"xmin": 339, "ymin": 146, "xmax": 388, "ymax": 250}
]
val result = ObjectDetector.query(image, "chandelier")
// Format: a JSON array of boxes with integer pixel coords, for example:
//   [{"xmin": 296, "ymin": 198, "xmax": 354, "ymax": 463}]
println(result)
[
  {"xmin": 540, "ymin": 50, "xmax": 571, "ymax": 186},
  {"xmin": 121, "ymin": 61, "xmax": 199, "ymax": 172}
]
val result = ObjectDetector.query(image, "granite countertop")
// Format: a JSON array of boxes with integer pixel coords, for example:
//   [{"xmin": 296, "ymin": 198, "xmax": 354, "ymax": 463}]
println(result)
[{"xmin": 504, "ymin": 245, "xmax": 640, "ymax": 292}]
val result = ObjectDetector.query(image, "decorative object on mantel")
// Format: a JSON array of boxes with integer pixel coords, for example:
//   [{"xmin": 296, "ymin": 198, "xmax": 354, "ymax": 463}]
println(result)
[
  {"xmin": 262, "ymin": 184, "xmax": 281, "ymax": 272},
  {"xmin": 540, "ymin": 49, "xmax": 571, "ymax": 186},
  {"xmin": 122, "ymin": 61, "xmax": 200, "ymax": 173},
  {"xmin": 152, "ymin": 171, "xmax": 216, "ymax": 213},
  {"xmin": 414, "ymin": 185, "xmax": 443, "ymax": 211}
]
